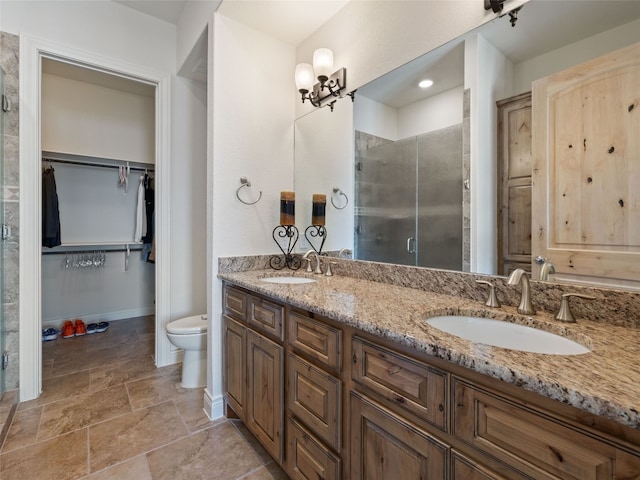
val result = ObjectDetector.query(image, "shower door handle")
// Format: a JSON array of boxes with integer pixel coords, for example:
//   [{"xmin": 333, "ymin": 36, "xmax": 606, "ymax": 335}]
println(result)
[{"xmin": 407, "ymin": 237, "xmax": 416, "ymax": 254}]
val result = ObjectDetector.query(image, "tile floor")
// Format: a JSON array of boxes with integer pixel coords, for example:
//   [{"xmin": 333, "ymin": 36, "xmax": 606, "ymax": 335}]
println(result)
[{"xmin": 0, "ymin": 316, "xmax": 288, "ymax": 480}]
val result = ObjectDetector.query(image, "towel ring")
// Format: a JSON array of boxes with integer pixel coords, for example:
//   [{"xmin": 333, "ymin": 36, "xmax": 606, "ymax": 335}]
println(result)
[
  {"xmin": 236, "ymin": 177, "xmax": 262, "ymax": 205},
  {"xmin": 331, "ymin": 187, "xmax": 348, "ymax": 210}
]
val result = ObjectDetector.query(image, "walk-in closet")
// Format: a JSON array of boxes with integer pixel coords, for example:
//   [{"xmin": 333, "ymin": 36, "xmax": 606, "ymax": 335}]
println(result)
[{"xmin": 40, "ymin": 59, "xmax": 156, "ymax": 359}]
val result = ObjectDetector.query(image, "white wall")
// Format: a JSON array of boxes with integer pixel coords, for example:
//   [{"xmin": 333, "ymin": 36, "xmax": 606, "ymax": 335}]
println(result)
[
  {"xmin": 170, "ymin": 75, "xmax": 207, "ymax": 320},
  {"xmin": 397, "ymin": 86, "xmax": 463, "ymax": 139},
  {"xmin": 208, "ymin": 13, "xmax": 295, "ymax": 417},
  {"xmin": 513, "ymin": 17, "xmax": 640, "ymax": 95},
  {"xmin": 294, "ymin": 99, "xmax": 353, "ymax": 253},
  {"xmin": 465, "ymin": 34, "xmax": 513, "ymax": 274},
  {"xmin": 176, "ymin": 0, "xmax": 220, "ymax": 71},
  {"xmin": 353, "ymin": 96, "xmax": 398, "ymax": 141},
  {"xmin": 42, "ymin": 73, "xmax": 155, "ymax": 163}
]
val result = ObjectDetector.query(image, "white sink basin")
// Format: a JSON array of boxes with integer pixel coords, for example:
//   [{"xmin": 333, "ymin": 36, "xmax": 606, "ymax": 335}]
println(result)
[
  {"xmin": 260, "ymin": 276, "xmax": 317, "ymax": 284},
  {"xmin": 426, "ymin": 316, "xmax": 590, "ymax": 355}
]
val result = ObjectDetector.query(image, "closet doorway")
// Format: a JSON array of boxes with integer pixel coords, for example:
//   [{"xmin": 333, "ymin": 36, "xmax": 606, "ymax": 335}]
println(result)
[
  {"xmin": 19, "ymin": 36, "xmax": 172, "ymax": 402},
  {"xmin": 40, "ymin": 59, "xmax": 157, "ymax": 347}
]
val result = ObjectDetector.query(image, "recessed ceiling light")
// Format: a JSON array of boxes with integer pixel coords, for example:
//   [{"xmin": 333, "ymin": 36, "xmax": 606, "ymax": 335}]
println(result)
[{"xmin": 418, "ymin": 79, "xmax": 434, "ymax": 89}]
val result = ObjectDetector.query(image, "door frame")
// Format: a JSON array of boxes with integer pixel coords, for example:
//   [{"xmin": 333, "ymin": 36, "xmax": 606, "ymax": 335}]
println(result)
[{"xmin": 19, "ymin": 34, "xmax": 173, "ymax": 401}]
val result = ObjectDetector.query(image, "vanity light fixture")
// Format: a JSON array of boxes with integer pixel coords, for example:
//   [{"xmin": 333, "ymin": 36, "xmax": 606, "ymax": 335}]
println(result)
[
  {"xmin": 418, "ymin": 79, "xmax": 434, "ymax": 89},
  {"xmin": 295, "ymin": 48, "xmax": 354, "ymax": 111}
]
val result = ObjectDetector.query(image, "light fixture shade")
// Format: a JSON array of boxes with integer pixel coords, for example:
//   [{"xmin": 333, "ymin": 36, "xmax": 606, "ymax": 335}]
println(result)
[
  {"xmin": 295, "ymin": 63, "xmax": 314, "ymax": 92},
  {"xmin": 313, "ymin": 48, "xmax": 334, "ymax": 79}
]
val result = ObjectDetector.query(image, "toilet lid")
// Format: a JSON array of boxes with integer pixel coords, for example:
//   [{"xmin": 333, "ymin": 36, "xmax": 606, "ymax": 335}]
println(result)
[{"xmin": 166, "ymin": 314, "xmax": 208, "ymax": 334}]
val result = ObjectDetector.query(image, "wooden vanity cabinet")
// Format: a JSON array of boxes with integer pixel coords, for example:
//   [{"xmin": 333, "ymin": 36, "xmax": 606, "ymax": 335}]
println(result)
[{"xmin": 222, "ymin": 282, "xmax": 640, "ymax": 479}]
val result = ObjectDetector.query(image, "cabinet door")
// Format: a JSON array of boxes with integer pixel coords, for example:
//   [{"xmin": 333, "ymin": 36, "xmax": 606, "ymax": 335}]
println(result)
[
  {"xmin": 223, "ymin": 315, "xmax": 246, "ymax": 420},
  {"xmin": 287, "ymin": 417, "xmax": 341, "ymax": 480},
  {"xmin": 350, "ymin": 392, "xmax": 447, "ymax": 480},
  {"xmin": 532, "ymin": 41, "xmax": 640, "ymax": 284},
  {"xmin": 246, "ymin": 329, "xmax": 284, "ymax": 463},
  {"xmin": 497, "ymin": 92, "xmax": 532, "ymax": 276}
]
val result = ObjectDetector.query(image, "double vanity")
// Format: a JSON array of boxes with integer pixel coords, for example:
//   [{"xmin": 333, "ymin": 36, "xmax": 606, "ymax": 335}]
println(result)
[{"xmin": 219, "ymin": 258, "xmax": 640, "ymax": 479}]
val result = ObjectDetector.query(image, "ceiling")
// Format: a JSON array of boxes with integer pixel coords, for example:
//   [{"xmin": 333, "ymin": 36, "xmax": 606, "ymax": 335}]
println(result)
[{"xmin": 113, "ymin": 0, "xmax": 349, "ymax": 46}]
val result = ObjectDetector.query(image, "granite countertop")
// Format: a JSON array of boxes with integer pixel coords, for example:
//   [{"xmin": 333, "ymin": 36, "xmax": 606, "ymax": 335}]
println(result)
[{"xmin": 218, "ymin": 269, "xmax": 640, "ymax": 430}]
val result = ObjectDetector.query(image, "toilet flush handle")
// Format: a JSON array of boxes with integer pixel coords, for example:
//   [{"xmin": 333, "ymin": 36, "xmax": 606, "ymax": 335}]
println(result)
[{"xmin": 201, "ymin": 315, "xmax": 208, "ymax": 321}]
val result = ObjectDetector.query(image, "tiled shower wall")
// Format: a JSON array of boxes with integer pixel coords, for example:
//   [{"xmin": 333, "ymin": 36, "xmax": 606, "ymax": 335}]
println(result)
[{"xmin": 1, "ymin": 32, "xmax": 20, "ymax": 391}]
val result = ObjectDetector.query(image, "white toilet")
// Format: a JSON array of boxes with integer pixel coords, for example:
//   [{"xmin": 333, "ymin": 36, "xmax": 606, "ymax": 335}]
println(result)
[{"xmin": 166, "ymin": 314, "xmax": 208, "ymax": 388}]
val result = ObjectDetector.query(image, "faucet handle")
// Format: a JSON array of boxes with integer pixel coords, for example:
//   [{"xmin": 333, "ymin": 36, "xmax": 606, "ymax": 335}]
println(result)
[
  {"xmin": 325, "ymin": 261, "xmax": 336, "ymax": 277},
  {"xmin": 555, "ymin": 293, "xmax": 596, "ymax": 323},
  {"xmin": 476, "ymin": 280, "xmax": 501, "ymax": 308},
  {"xmin": 302, "ymin": 257, "xmax": 313, "ymax": 273}
]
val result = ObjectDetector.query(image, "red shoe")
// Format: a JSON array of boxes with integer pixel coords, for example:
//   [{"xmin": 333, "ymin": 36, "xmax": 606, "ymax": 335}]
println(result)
[
  {"xmin": 74, "ymin": 319, "xmax": 87, "ymax": 336},
  {"xmin": 62, "ymin": 321, "xmax": 75, "ymax": 338}
]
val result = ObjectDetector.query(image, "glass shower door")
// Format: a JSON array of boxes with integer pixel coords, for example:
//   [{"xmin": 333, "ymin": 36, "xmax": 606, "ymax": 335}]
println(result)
[{"xmin": 355, "ymin": 137, "xmax": 418, "ymax": 266}]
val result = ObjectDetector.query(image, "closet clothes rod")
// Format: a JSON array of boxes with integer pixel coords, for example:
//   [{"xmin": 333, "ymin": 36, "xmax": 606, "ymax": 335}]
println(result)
[
  {"xmin": 42, "ymin": 247, "xmax": 144, "ymax": 256},
  {"xmin": 42, "ymin": 157, "xmax": 155, "ymax": 173}
]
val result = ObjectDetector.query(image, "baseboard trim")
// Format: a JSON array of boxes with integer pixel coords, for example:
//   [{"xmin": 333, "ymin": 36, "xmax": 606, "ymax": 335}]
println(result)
[
  {"xmin": 203, "ymin": 388, "xmax": 224, "ymax": 421},
  {"xmin": 42, "ymin": 307, "xmax": 155, "ymax": 329}
]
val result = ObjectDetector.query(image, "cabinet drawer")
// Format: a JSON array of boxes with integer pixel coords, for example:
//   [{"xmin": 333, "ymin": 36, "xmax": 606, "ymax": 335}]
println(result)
[
  {"xmin": 287, "ymin": 417, "xmax": 341, "ymax": 480},
  {"xmin": 452, "ymin": 378, "xmax": 618, "ymax": 480},
  {"xmin": 287, "ymin": 353, "xmax": 342, "ymax": 451},
  {"xmin": 288, "ymin": 311, "xmax": 342, "ymax": 371},
  {"xmin": 451, "ymin": 451, "xmax": 518, "ymax": 480},
  {"xmin": 248, "ymin": 296, "xmax": 284, "ymax": 341},
  {"xmin": 352, "ymin": 337, "xmax": 447, "ymax": 431},
  {"xmin": 223, "ymin": 285, "xmax": 247, "ymax": 321}
]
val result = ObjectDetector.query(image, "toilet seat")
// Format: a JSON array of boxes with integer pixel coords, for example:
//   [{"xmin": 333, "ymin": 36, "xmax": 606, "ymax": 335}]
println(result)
[{"xmin": 166, "ymin": 314, "xmax": 207, "ymax": 335}]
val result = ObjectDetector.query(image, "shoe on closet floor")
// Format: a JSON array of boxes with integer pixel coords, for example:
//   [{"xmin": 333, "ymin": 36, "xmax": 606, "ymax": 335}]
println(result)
[
  {"xmin": 62, "ymin": 321, "xmax": 75, "ymax": 339},
  {"xmin": 86, "ymin": 323, "xmax": 98, "ymax": 334},
  {"xmin": 42, "ymin": 328, "xmax": 58, "ymax": 341},
  {"xmin": 96, "ymin": 322, "xmax": 110, "ymax": 333},
  {"xmin": 74, "ymin": 320, "xmax": 87, "ymax": 336}
]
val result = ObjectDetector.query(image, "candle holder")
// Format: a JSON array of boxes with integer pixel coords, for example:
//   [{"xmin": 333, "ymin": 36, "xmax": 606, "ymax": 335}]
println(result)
[
  {"xmin": 270, "ymin": 225, "xmax": 301, "ymax": 270},
  {"xmin": 304, "ymin": 225, "xmax": 327, "ymax": 255}
]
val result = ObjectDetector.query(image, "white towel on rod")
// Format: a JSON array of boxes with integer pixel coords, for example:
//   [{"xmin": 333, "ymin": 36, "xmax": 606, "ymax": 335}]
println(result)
[{"xmin": 134, "ymin": 175, "xmax": 147, "ymax": 242}]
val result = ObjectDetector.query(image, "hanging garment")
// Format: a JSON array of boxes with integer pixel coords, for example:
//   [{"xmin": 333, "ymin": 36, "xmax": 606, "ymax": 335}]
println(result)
[
  {"xmin": 134, "ymin": 175, "xmax": 147, "ymax": 242},
  {"xmin": 42, "ymin": 167, "xmax": 62, "ymax": 248},
  {"xmin": 141, "ymin": 174, "xmax": 154, "ymax": 244}
]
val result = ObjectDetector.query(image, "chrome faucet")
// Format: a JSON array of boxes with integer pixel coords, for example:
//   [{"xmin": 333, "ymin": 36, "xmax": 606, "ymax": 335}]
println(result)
[
  {"xmin": 539, "ymin": 260, "xmax": 556, "ymax": 281},
  {"xmin": 338, "ymin": 248, "xmax": 352, "ymax": 259},
  {"xmin": 302, "ymin": 250, "xmax": 322, "ymax": 274},
  {"xmin": 507, "ymin": 269, "xmax": 536, "ymax": 315}
]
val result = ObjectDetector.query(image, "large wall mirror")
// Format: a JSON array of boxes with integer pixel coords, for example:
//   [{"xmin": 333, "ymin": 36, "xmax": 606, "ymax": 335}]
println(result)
[{"xmin": 294, "ymin": 0, "xmax": 640, "ymax": 287}]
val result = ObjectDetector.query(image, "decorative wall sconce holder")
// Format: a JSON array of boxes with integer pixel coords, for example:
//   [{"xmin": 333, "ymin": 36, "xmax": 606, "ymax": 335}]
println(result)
[
  {"xmin": 270, "ymin": 225, "xmax": 301, "ymax": 270},
  {"xmin": 304, "ymin": 225, "xmax": 327, "ymax": 255}
]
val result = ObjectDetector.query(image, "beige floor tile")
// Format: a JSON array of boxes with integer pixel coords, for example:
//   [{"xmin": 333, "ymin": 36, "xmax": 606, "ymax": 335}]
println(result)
[
  {"xmin": 1, "ymin": 406, "xmax": 43, "ymax": 453},
  {"xmin": 89, "ymin": 400, "xmax": 188, "ymax": 472},
  {"xmin": 173, "ymin": 388, "xmax": 223, "ymax": 433},
  {"xmin": 231, "ymin": 419, "xmax": 274, "ymax": 465},
  {"xmin": 89, "ymin": 355, "xmax": 158, "ymax": 391},
  {"xmin": 116, "ymin": 340, "xmax": 155, "ymax": 362},
  {"xmin": 0, "ymin": 428, "xmax": 88, "ymax": 480},
  {"xmin": 38, "ymin": 384, "xmax": 131, "ymax": 441},
  {"xmin": 19, "ymin": 371, "xmax": 91, "ymax": 410},
  {"xmin": 146, "ymin": 421, "xmax": 264, "ymax": 480},
  {"xmin": 126, "ymin": 370, "xmax": 185, "ymax": 410},
  {"xmin": 85, "ymin": 455, "xmax": 152, "ymax": 480},
  {"xmin": 242, "ymin": 462, "xmax": 290, "ymax": 480}
]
